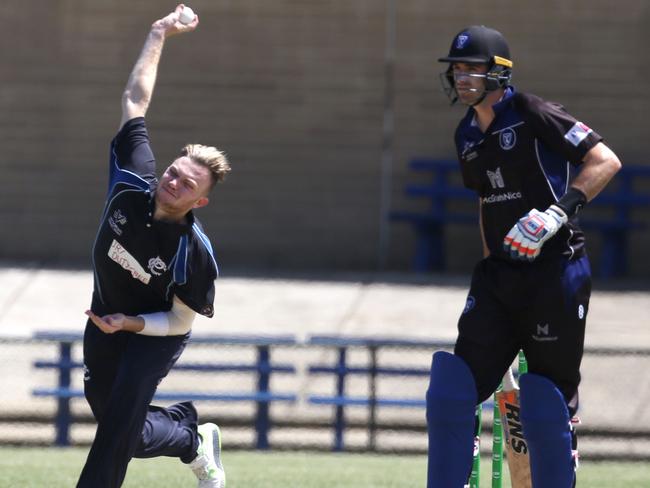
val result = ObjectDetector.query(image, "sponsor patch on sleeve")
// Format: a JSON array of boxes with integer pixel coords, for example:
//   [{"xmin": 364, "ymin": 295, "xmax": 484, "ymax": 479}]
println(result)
[{"xmin": 564, "ymin": 122, "xmax": 593, "ymax": 147}]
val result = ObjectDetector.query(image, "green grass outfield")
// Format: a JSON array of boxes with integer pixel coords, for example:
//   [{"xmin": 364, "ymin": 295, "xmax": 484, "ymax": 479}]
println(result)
[{"xmin": 0, "ymin": 447, "xmax": 648, "ymax": 487}]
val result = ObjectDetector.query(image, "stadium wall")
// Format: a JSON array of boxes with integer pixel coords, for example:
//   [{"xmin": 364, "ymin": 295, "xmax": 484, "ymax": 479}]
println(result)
[{"xmin": 1, "ymin": 0, "xmax": 648, "ymax": 276}]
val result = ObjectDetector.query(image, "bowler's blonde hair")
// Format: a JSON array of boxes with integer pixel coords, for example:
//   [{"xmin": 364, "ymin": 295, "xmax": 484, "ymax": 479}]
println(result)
[{"xmin": 181, "ymin": 144, "xmax": 231, "ymax": 190}]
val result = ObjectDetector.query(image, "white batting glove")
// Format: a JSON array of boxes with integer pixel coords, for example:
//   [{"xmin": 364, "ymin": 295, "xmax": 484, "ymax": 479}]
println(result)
[{"xmin": 503, "ymin": 205, "xmax": 568, "ymax": 261}]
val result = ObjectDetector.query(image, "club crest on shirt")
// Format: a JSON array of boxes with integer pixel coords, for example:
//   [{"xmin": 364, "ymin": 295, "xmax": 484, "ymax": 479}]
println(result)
[
  {"xmin": 148, "ymin": 256, "xmax": 168, "ymax": 276},
  {"xmin": 499, "ymin": 128, "xmax": 517, "ymax": 150},
  {"xmin": 108, "ymin": 209, "xmax": 127, "ymax": 236}
]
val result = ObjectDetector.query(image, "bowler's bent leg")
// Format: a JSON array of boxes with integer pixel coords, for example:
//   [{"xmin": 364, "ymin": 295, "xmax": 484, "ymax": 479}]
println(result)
[
  {"xmin": 135, "ymin": 401, "xmax": 199, "ymax": 463},
  {"xmin": 77, "ymin": 334, "xmax": 192, "ymax": 488}
]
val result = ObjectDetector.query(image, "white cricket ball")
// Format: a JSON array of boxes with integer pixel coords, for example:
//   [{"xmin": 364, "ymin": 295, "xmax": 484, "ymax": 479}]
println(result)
[{"xmin": 179, "ymin": 6, "xmax": 196, "ymax": 25}]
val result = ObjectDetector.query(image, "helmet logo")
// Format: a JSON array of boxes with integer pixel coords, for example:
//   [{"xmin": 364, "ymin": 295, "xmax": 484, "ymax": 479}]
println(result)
[
  {"xmin": 456, "ymin": 34, "xmax": 469, "ymax": 49},
  {"xmin": 499, "ymin": 128, "xmax": 517, "ymax": 150}
]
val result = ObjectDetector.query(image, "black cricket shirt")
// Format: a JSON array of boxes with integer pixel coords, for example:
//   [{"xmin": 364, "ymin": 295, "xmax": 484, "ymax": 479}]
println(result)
[
  {"xmin": 455, "ymin": 87, "xmax": 603, "ymax": 261},
  {"xmin": 90, "ymin": 117, "xmax": 218, "ymax": 318}
]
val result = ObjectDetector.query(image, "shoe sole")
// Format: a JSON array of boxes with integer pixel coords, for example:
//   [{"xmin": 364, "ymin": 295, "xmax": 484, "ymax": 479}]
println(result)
[{"xmin": 204, "ymin": 423, "xmax": 225, "ymax": 487}]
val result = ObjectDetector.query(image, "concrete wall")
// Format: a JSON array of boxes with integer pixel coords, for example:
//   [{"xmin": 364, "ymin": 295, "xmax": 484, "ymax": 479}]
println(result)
[{"xmin": 1, "ymin": 0, "xmax": 649, "ymax": 276}]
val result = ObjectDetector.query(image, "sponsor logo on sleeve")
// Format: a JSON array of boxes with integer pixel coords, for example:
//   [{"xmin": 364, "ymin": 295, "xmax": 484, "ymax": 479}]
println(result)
[
  {"xmin": 108, "ymin": 240, "xmax": 151, "ymax": 285},
  {"xmin": 564, "ymin": 122, "xmax": 592, "ymax": 147}
]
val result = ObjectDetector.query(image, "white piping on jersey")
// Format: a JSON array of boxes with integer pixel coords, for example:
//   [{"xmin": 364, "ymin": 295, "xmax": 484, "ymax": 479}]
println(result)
[
  {"xmin": 534, "ymin": 138, "xmax": 570, "ymax": 202},
  {"xmin": 172, "ymin": 235, "xmax": 189, "ymax": 286},
  {"xmin": 165, "ymin": 279, "xmax": 175, "ymax": 302},
  {"xmin": 192, "ymin": 223, "xmax": 219, "ymax": 277},
  {"xmin": 563, "ymin": 163, "xmax": 570, "ymax": 194},
  {"xmin": 533, "ymin": 139, "xmax": 577, "ymax": 259},
  {"xmin": 166, "ymin": 248, "xmax": 184, "ymax": 300},
  {"xmin": 490, "ymin": 121, "xmax": 525, "ymax": 135},
  {"xmin": 110, "ymin": 146, "xmax": 150, "ymax": 193}
]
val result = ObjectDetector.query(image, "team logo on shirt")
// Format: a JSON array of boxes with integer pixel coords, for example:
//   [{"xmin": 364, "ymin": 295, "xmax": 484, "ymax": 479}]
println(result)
[
  {"xmin": 147, "ymin": 256, "xmax": 168, "ymax": 276},
  {"xmin": 564, "ymin": 122, "xmax": 592, "ymax": 147},
  {"xmin": 532, "ymin": 323, "xmax": 558, "ymax": 342},
  {"xmin": 483, "ymin": 166, "xmax": 522, "ymax": 204},
  {"xmin": 486, "ymin": 167, "xmax": 505, "ymax": 189},
  {"xmin": 108, "ymin": 209, "xmax": 127, "ymax": 236},
  {"xmin": 456, "ymin": 34, "xmax": 469, "ymax": 49},
  {"xmin": 499, "ymin": 128, "xmax": 517, "ymax": 150}
]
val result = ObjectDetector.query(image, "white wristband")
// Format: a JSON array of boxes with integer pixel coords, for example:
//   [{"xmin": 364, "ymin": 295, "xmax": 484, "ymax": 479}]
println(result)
[
  {"xmin": 137, "ymin": 312, "xmax": 170, "ymax": 336},
  {"xmin": 137, "ymin": 296, "xmax": 195, "ymax": 337}
]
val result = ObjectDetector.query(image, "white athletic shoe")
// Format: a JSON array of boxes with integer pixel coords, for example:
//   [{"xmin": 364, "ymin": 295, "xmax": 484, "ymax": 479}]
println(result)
[{"xmin": 188, "ymin": 423, "xmax": 226, "ymax": 488}]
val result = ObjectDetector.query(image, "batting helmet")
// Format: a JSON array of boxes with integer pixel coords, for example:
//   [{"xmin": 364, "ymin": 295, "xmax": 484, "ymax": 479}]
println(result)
[{"xmin": 438, "ymin": 25, "xmax": 513, "ymax": 104}]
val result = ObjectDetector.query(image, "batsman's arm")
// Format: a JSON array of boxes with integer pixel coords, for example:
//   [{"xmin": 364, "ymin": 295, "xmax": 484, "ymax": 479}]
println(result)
[
  {"xmin": 569, "ymin": 142, "xmax": 622, "ymax": 202},
  {"xmin": 503, "ymin": 142, "xmax": 621, "ymax": 261},
  {"xmin": 120, "ymin": 4, "xmax": 199, "ymax": 129}
]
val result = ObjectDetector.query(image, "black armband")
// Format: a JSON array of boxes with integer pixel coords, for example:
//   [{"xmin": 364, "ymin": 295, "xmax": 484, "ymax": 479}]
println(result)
[{"xmin": 556, "ymin": 187, "xmax": 587, "ymax": 217}]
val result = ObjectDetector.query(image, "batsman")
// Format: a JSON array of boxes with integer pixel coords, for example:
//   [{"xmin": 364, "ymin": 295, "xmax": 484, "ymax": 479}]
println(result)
[{"xmin": 426, "ymin": 26, "xmax": 621, "ymax": 487}]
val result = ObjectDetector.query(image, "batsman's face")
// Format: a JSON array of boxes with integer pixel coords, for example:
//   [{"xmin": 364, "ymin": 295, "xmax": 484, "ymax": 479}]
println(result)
[
  {"xmin": 156, "ymin": 156, "xmax": 212, "ymax": 216},
  {"xmin": 452, "ymin": 62, "xmax": 488, "ymax": 105}
]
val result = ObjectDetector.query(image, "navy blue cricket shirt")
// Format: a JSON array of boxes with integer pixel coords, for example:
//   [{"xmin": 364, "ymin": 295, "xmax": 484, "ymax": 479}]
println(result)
[
  {"xmin": 454, "ymin": 87, "xmax": 603, "ymax": 261},
  {"xmin": 90, "ymin": 117, "xmax": 218, "ymax": 318}
]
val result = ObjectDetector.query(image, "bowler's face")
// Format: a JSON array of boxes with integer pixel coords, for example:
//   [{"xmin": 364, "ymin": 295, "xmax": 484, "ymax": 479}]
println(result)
[
  {"xmin": 452, "ymin": 62, "xmax": 488, "ymax": 105},
  {"xmin": 156, "ymin": 156, "xmax": 212, "ymax": 216}
]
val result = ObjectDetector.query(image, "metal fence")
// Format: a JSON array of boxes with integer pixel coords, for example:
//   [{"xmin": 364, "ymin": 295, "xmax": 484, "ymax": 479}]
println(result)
[{"xmin": 1, "ymin": 334, "xmax": 649, "ymax": 461}]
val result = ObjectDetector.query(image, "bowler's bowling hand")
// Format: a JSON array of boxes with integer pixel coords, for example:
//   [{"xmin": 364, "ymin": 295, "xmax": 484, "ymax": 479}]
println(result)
[
  {"xmin": 152, "ymin": 4, "xmax": 199, "ymax": 37},
  {"xmin": 503, "ymin": 205, "xmax": 567, "ymax": 261},
  {"xmin": 85, "ymin": 310, "xmax": 126, "ymax": 334}
]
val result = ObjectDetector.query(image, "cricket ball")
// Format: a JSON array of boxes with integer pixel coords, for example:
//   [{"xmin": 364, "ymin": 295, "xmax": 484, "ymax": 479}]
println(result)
[{"xmin": 179, "ymin": 6, "xmax": 195, "ymax": 25}]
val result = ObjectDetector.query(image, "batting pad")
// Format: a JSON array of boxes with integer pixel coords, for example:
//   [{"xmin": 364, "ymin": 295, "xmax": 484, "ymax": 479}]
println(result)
[
  {"xmin": 426, "ymin": 352, "xmax": 477, "ymax": 488},
  {"xmin": 520, "ymin": 373, "xmax": 575, "ymax": 488}
]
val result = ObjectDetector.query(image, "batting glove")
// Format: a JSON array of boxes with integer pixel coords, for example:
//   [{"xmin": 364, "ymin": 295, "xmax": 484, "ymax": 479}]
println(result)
[{"xmin": 503, "ymin": 205, "xmax": 568, "ymax": 261}]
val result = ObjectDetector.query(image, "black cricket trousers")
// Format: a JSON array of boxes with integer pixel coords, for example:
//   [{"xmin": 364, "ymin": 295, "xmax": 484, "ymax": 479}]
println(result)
[{"xmin": 77, "ymin": 322, "xmax": 199, "ymax": 488}]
